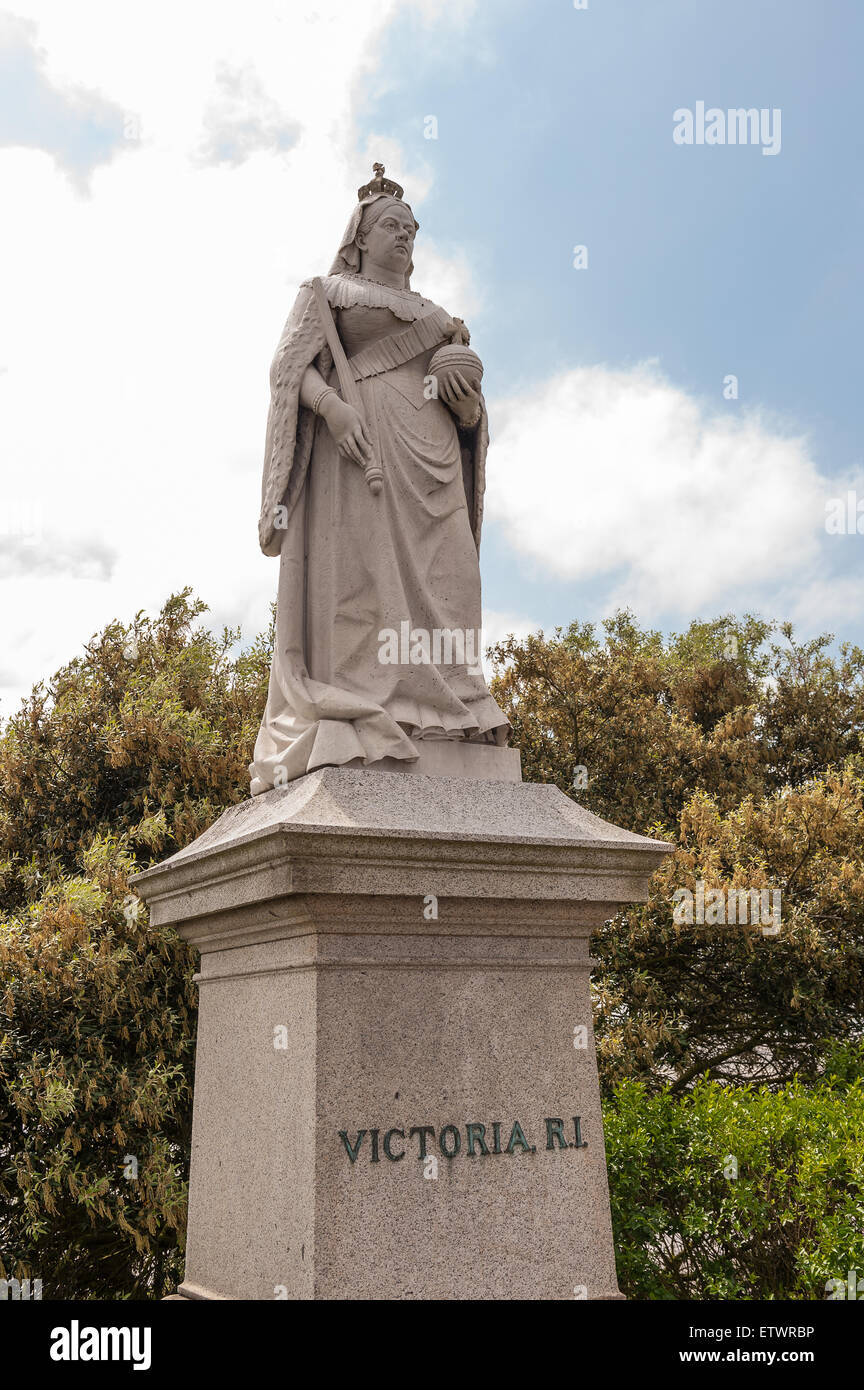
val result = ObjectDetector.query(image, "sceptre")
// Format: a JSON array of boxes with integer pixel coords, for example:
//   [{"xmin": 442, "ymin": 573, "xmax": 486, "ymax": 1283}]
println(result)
[{"xmin": 311, "ymin": 276, "xmax": 383, "ymax": 495}]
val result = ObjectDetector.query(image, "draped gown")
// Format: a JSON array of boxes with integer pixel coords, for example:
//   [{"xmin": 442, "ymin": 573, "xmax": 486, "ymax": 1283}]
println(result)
[{"xmin": 249, "ymin": 275, "xmax": 509, "ymax": 794}]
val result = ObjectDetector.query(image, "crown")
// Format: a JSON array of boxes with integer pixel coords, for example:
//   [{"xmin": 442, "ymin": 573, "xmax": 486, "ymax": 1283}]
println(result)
[{"xmin": 357, "ymin": 162, "xmax": 404, "ymax": 202}]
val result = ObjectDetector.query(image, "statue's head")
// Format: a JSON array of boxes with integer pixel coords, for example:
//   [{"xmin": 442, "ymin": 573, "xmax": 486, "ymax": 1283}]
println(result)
[
  {"xmin": 329, "ymin": 165, "xmax": 420, "ymax": 287},
  {"xmin": 356, "ymin": 197, "xmax": 418, "ymax": 283}
]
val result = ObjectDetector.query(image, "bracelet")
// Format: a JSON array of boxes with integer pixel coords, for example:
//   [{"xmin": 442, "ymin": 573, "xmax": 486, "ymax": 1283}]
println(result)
[{"xmin": 312, "ymin": 386, "xmax": 337, "ymax": 416}]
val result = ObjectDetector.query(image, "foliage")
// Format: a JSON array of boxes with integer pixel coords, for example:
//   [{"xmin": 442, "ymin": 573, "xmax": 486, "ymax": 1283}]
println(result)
[
  {"xmin": 594, "ymin": 764, "xmax": 864, "ymax": 1092},
  {"xmin": 605, "ymin": 1067, "xmax": 864, "ymax": 1300},
  {"xmin": 0, "ymin": 592, "xmax": 270, "ymax": 1298},
  {"xmin": 490, "ymin": 615, "xmax": 864, "ymax": 1091},
  {"xmin": 489, "ymin": 614, "xmax": 864, "ymax": 832},
  {"xmin": 3, "ymin": 596, "xmax": 863, "ymax": 1298},
  {"xmin": 0, "ymin": 591, "xmax": 271, "ymax": 912}
]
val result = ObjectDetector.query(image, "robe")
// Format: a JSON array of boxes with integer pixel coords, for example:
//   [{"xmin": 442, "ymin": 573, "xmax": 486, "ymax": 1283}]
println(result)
[{"xmin": 250, "ymin": 271, "xmax": 509, "ymax": 794}]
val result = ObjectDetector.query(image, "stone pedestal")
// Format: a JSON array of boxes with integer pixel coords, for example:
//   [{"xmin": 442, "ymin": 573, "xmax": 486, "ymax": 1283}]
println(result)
[{"xmin": 132, "ymin": 766, "xmax": 670, "ymax": 1301}]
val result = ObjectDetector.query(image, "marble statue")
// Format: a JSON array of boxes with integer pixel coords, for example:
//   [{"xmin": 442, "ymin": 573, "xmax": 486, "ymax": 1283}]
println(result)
[{"xmin": 250, "ymin": 164, "xmax": 510, "ymax": 793}]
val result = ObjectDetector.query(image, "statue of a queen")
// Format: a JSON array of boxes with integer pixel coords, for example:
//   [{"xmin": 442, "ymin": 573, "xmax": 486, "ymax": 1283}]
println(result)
[{"xmin": 250, "ymin": 165, "xmax": 510, "ymax": 794}]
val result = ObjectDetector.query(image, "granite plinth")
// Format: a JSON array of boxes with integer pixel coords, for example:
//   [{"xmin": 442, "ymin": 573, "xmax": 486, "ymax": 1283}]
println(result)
[{"xmin": 132, "ymin": 767, "xmax": 671, "ymax": 1300}]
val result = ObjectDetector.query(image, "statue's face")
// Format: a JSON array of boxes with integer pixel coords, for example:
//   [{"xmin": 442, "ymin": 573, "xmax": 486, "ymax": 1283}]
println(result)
[{"xmin": 356, "ymin": 203, "xmax": 416, "ymax": 275}]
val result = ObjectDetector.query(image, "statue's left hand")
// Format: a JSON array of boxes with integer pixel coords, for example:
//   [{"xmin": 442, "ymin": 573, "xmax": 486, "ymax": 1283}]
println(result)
[{"xmin": 438, "ymin": 369, "xmax": 482, "ymax": 427}]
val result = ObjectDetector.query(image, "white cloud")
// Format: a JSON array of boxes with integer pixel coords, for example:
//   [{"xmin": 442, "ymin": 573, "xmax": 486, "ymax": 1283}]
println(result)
[
  {"xmin": 486, "ymin": 362, "xmax": 848, "ymax": 621},
  {"xmin": 196, "ymin": 63, "xmax": 301, "ymax": 167},
  {"xmin": 0, "ymin": 1, "xmax": 488, "ymax": 718},
  {"xmin": 0, "ymin": 11, "xmax": 127, "ymax": 179}
]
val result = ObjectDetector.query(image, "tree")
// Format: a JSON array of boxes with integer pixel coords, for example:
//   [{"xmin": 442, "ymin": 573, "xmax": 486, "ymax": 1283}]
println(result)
[
  {"xmin": 593, "ymin": 765, "xmax": 864, "ymax": 1092},
  {"xmin": 0, "ymin": 592, "xmax": 270, "ymax": 1298},
  {"xmin": 3, "ymin": 595, "xmax": 863, "ymax": 1297},
  {"xmin": 489, "ymin": 613, "xmax": 770, "ymax": 832},
  {"xmin": 489, "ymin": 614, "xmax": 864, "ymax": 1092}
]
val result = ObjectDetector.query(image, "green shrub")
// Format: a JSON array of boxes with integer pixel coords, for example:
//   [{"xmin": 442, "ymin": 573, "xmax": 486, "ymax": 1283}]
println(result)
[{"xmin": 605, "ymin": 1070, "xmax": 864, "ymax": 1300}]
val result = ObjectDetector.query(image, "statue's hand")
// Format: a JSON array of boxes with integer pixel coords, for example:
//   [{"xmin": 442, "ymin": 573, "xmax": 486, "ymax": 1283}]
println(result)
[
  {"xmin": 320, "ymin": 395, "xmax": 374, "ymax": 469},
  {"xmin": 438, "ymin": 369, "xmax": 482, "ymax": 427}
]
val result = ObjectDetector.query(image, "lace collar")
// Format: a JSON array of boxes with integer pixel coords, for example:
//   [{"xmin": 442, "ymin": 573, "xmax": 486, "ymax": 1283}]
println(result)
[{"xmin": 302, "ymin": 271, "xmax": 437, "ymax": 323}]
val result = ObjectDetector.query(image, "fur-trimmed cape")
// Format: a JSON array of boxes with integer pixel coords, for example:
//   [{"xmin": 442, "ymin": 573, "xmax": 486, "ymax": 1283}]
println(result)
[{"xmin": 257, "ymin": 272, "xmax": 489, "ymax": 556}]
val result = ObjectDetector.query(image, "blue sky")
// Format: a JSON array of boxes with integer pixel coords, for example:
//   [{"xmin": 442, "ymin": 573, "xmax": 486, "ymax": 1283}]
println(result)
[
  {"xmin": 358, "ymin": 0, "xmax": 863, "ymax": 638},
  {"xmin": 1, "ymin": 0, "xmax": 862, "ymax": 718},
  {"xmin": 368, "ymin": 0, "xmax": 861, "ymax": 451}
]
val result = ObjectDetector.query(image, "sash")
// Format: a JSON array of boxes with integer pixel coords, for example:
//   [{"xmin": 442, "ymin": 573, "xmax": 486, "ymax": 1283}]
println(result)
[{"xmin": 347, "ymin": 306, "xmax": 453, "ymax": 382}]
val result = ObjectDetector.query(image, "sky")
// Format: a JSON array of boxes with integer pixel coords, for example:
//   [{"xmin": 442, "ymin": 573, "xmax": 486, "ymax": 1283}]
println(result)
[{"xmin": 1, "ymin": 0, "xmax": 862, "ymax": 719}]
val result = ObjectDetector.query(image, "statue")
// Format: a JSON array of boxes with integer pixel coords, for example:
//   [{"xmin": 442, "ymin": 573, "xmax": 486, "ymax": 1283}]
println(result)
[
  {"xmin": 250, "ymin": 165, "xmax": 510, "ymax": 792},
  {"xmin": 132, "ymin": 166, "xmax": 671, "ymax": 1301}
]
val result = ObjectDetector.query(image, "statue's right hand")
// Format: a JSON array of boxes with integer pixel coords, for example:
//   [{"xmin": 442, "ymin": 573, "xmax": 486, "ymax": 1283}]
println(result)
[{"xmin": 320, "ymin": 395, "xmax": 374, "ymax": 469}]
